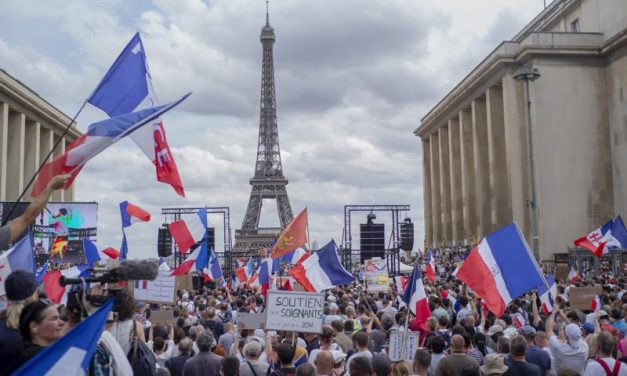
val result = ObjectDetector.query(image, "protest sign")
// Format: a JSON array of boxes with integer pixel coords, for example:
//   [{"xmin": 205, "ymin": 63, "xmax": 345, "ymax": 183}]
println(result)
[
  {"xmin": 365, "ymin": 258, "xmax": 389, "ymax": 292},
  {"xmin": 569, "ymin": 285, "xmax": 603, "ymax": 310},
  {"xmin": 389, "ymin": 330, "xmax": 420, "ymax": 361},
  {"xmin": 175, "ymin": 274, "xmax": 193, "ymax": 291},
  {"xmin": 150, "ymin": 310, "xmax": 175, "ymax": 326},
  {"xmin": 238, "ymin": 312, "xmax": 265, "ymax": 329},
  {"xmin": 132, "ymin": 268, "xmax": 176, "ymax": 304},
  {"xmin": 265, "ymin": 291, "xmax": 324, "ymax": 333}
]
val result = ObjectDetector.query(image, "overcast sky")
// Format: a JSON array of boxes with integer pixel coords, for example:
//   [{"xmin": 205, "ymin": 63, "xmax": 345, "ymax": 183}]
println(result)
[{"xmin": 0, "ymin": 0, "xmax": 545, "ymax": 259}]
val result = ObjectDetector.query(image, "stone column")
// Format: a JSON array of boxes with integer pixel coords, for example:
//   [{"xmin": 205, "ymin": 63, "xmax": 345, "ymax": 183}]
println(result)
[
  {"xmin": 472, "ymin": 97, "xmax": 490, "ymax": 238},
  {"xmin": 429, "ymin": 132, "xmax": 441, "ymax": 245},
  {"xmin": 459, "ymin": 108, "xmax": 476, "ymax": 242},
  {"xmin": 24, "ymin": 120, "xmax": 41, "ymax": 198},
  {"xmin": 7, "ymin": 111, "xmax": 25, "ymax": 200},
  {"xmin": 422, "ymin": 138, "xmax": 433, "ymax": 246},
  {"xmin": 438, "ymin": 125, "xmax": 452, "ymax": 244},
  {"xmin": 448, "ymin": 118, "xmax": 462, "ymax": 243},
  {"xmin": 486, "ymin": 86, "xmax": 511, "ymax": 230},
  {"xmin": 0, "ymin": 103, "xmax": 8, "ymax": 201}
]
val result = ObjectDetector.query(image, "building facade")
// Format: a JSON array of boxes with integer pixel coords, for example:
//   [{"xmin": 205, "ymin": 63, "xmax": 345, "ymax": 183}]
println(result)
[
  {"xmin": 414, "ymin": 0, "xmax": 627, "ymax": 261},
  {"xmin": 0, "ymin": 69, "xmax": 80, "ymax": 202}
]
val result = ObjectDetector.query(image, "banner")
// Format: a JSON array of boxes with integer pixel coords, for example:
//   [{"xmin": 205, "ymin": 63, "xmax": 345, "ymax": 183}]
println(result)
[
  {"xmin": 389, "ymin": 330, "xmax": 420, "ymax": 361},
  {"xmin": 132, "ymin": 268, "xmax": 176, "ymax": 304},
  {"xmin": 569, "ymin": 285, "xmax": 603, "ymax": 310},
  {"xmin": 365, "ymin": 258, "xmax": 389, "ymax": 292},
  {"xmin": 265, "ymin": 291, "xmax": 324, "ymax": 334},
  {"xmin": 150, "ymin": 310, "xmax": 175, "ymax": 326}
]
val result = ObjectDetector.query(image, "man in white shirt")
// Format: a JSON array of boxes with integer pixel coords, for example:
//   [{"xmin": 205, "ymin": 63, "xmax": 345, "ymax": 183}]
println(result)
[
  {"xmin": 546, "ymin": 309, "xmax": 588, "ymax": 374},
  {"xmin": 584, "ymin": 332, "xmax": 627, "ymax": 376}
]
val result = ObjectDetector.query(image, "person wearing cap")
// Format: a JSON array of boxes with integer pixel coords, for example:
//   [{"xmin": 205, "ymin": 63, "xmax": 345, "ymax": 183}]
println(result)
[
  {"xmin": 0, "ymin": 270, "xmax": 39, "ymax": 375},
  {"xmin": 487, "ymin": 325, "xmax": 504, "ymax": 354},
  {"xmin": 0, "ymin": 174, "xmax": 70, "ymax": 251},
  {"xmin": 546, "ymin": 309, "xmax": 588, "ymax": 374},
  {"xmin": 519, "ymin": 326, "xmax": 551, "ymax": 376},
  {"xmin": 331, "ymin": 351, "xmax": 347, "ymax": 376},
  {"xmin": 583, "ymin": 332, "xmax": 627, "ymax": 376},
  {"xmin": 481, "ymin": 354, "xmax": 509, "ymax": 376}
]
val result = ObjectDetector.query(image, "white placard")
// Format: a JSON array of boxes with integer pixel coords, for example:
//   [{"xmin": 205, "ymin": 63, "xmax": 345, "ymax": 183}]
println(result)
[
  {"xmin": 265, "ymin": 291, "xmax": 324, "ymax": 334},
  {"xmin": 133, "ymin": 268, "xmax": 176, "ymax": 304},
  {"xmin": 389, "ymin": 330, "xmax": 420, "ymax": 361}
]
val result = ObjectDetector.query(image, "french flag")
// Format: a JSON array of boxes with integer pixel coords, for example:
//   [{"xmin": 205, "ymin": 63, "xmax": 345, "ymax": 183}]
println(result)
[
  {"xmin": 538, "ymin": 273, "xmax": 556, "ymax": 314},
  {"xmin": 281, "ymin": 247, "xmax": 309, "ymax": 265},
  {"xmin": 394, "ymin": 275, "xmax": 408, "ymax": 294},
  {"xmin": 135, "ymin": 279, "xmax": 149, "ymax": 290},
  {"xmin": 0, "ymin": 231, "xmax": 34, "ymax": 296},
  {"xmin": 204, "ymin": 249, "xmax": 223, "ymax": 281},
  {"xmin": 120, "ymin": 201, "xmax": 151, "ymax": 227},
  {"xmin": 88, "ymin": 32, "xmax": 185, "ymax": 197},
  {"xmin": 170, "ymin": 242, "xmax": 209, "ymax": 276},
  {"xmin": 512, "ymin": 313, "xmax": 525, "ymax": 328},
  {"xmin": 288, "ymin": 240, "xmax": 354, "ymax": 292},
  {"xmin": 83, "ymin": 239, "xmax": 120, "ymax": 264},
  {"xmin": 248, "ymin": 269, "xmax": 261, "ymax": 289},
  {"xmin": 43, "ymin": 265, "xmax": 90, "ymax": 304},
  {"xmin": 574, "ymin": 219, "xmax": 614, "ymax": 257},
  {"xmin": 31, "ymin": 95, "xmax": 189, "ymax": 197},
  {"xmin": 454, "ymin": 223, "xmax": 546, "ymax": 317},
  {"xmin": 591, "ymin": 295, "xmax": 603, "ymax": 311},
  {"xmin": 425, "ymin": 249, "xmax": 435, "ymax": 283},
  {"xmin": 236, "ymin": 258, "xmax": 255, "ymax": 283},
  {"xmin": 168, "ymin": 208, "xmax": 207, "ymax": 254},
  {"xmin": 568, "ymin": 264, "xmax": 580, "ymax": 283},
  {"xmin": 12, "ymin": 299, "xmax": 113, "ymax": 375},
  {"xmin": 402, "ymin": 265, "xmax": 431, "ymax": 326}
]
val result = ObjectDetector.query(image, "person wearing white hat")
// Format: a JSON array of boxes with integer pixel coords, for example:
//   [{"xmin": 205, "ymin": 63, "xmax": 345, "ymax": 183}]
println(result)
[
  {"xmin": 546, "ymin": 309, "xmax": 588, "ymax": 374},
  {"xmin": 481, "ymin": 354, "xmax": 509, "ymax": 376}
]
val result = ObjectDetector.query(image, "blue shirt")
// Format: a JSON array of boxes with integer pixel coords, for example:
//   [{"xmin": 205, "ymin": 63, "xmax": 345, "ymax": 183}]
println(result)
[{"xmin": 526, "ymin": 345, "xmax": 551, "ymax": 376}]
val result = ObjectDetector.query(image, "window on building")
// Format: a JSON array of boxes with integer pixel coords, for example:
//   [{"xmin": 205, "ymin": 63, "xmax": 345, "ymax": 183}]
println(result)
[{"xmin": 570, "ymin": 18, "xmax": 580, "ymax": 32}]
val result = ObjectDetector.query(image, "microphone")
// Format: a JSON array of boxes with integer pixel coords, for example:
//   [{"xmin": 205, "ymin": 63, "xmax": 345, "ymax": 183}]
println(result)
[
  {"xmin": 107, "ymin": 259, "xmax": 160, "ymax": 282},
  {"xmin": 60, "ymin": 258, "xmax": 160, "ymax": 286}
]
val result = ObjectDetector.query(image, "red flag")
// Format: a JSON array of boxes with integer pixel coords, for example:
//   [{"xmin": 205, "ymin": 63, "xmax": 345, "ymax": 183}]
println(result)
[
  {"xmin": 153, "ymin": 121, "xmax": 185, "ymax": 197},
  {"xmin": 271, "ymin": 208, "xmax": 308, "ymax": 259},
  {"xmin": 283, "ymin": 278, "xmax": 293, "ymax": 291},
  {"xmin": 43, "ymin": 270, "xmax": 65, "ymax": 304}
]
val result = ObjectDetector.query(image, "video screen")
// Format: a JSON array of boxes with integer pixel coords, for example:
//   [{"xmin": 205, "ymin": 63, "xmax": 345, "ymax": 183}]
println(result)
[{"xmin": 0, "ymin": 202, "xmax": 98, "ymax": 269}]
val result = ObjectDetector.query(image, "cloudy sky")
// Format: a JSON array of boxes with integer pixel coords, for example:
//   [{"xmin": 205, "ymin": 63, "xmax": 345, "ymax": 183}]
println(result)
[{"xmin": 0, "ymin": 0, "xmax": 545, "ymax": 259}]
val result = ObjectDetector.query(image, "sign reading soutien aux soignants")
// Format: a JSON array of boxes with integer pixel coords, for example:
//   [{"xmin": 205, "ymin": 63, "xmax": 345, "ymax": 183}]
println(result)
[{"xmin": 265, "ymin": 290, "xmax": 324, "ymax": 334}]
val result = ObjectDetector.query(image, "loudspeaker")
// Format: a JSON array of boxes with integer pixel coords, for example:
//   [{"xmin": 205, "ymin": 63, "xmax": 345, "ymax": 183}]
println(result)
[
  {"xmin": 158, "ymin": 227, "xmax": 172, "ymax": 257},
  {"xmin": 360, "ymin": 223, "xmax": 385, "ymax": 263},
  {"xmin": 400, "ymin": 219, "xmax": 414, "ymax": 251}
]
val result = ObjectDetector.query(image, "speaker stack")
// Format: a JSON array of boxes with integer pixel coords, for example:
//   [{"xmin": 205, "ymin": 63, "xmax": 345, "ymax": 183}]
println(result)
[
  {"xmin": 360, "ymin": 213, "xmax": 385, "ymax": 263},
  {"xmin": 400, "ymin": 217, "xmax": 414, "ymax": 252},
  {"xmin": 157, "ymin": 225, "xmax": 173, "ymax": 257}
]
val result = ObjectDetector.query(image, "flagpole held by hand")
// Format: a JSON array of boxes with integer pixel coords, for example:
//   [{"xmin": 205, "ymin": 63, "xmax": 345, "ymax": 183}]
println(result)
[{"xmin": 1, "ymin": 101, "xmax": 87, "ymax": 226}]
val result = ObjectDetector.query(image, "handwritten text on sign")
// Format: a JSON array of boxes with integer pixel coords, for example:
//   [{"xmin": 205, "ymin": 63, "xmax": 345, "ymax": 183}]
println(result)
[{"xmin": 265, "ymin": 291, "xmax": 324, "ymax": 334}]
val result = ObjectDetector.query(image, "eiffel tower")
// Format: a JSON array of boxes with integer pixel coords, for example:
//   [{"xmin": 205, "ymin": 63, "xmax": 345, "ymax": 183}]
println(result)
[{"xmin": 233, "ymin": 4, "xmax": 294, "ymax": 256}]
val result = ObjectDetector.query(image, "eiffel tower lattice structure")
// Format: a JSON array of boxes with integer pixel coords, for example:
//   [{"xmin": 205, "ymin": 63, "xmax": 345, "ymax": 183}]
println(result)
[{"xmin": 233, "ymin": 5, "xmax": 294, "ymax": 256}]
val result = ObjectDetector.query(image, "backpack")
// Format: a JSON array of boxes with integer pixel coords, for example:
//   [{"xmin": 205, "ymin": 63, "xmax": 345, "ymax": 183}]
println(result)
[{"xmin": 127, "ymin": 322, "xmax": 157, "ymax": 376}]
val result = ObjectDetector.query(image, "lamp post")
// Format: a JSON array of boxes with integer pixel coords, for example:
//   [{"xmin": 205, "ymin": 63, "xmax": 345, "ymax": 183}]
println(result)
[{"xmin": 514, "ymin": 65, "xmax": 541, "ymax": 260}]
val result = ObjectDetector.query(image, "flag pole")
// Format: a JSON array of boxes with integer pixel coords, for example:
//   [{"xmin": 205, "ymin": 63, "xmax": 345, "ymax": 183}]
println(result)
[
  {"xmin": 1, "ymin": 101, "xmax": 87, "ymax": 226},
  {"xmin": 306, "ymin": 207, "xmax": 311, "ymax": 250},
  {"xmin": 401, "ymin": 265, "xmax": 418, "ymax": 357}
]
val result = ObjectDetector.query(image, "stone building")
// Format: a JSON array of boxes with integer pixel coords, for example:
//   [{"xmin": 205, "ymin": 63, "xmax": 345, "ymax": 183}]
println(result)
[
  {"xmin": 414, "ymin": 0, "xmax": 627, "ymax": 261},
  {"xmin": 0, "ymin": 69, "xmax": 80, "ymax": 202}
]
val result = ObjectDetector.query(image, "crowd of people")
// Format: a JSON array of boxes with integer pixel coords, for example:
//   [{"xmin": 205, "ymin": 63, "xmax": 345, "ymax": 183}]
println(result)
[
  {"xmin": 1, "ymin": 256, "xmax": 627, "ymax": 376},
  {"xmin": 2, "ymin": 177, "xmax": 627, "ymax": 376}
]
